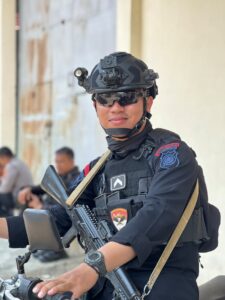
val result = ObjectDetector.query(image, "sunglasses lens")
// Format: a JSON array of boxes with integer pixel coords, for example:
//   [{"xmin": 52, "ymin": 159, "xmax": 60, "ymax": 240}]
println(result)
[
  {"xmin": 119, "ymin": 93, "xmax": 136, "ymax": 106},
  {"xmin": 95, "ymin": 94, "xmax": 115, "ymax": 106},
  {"xmin": 95, "ymin": 91, "xmax": 142, "ymax": 107}
]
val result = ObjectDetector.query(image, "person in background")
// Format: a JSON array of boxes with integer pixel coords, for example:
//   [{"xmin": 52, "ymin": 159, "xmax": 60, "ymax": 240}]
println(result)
[
  {"xmin": 0, "ymin": 146, "xmax": 33, "ymax": 216},
  {"xmin": 0, "ymin": 164, "xmax": 4, "ymax": 182},
  {"xmin": 17, "ymin": 146, "xmax": 80, "ymax": 262}
]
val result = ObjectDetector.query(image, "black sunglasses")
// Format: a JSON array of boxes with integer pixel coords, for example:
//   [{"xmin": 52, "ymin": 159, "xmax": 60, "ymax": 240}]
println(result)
[{"xmin": 93, "ymin": 90, "xmax": 147, "ymax": 107}]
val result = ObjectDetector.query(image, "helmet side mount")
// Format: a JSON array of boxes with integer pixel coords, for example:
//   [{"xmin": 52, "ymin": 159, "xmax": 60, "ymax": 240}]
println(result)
[{"xmin": 74, "ymin": 67, "xmax": 90, "ymax": 92}]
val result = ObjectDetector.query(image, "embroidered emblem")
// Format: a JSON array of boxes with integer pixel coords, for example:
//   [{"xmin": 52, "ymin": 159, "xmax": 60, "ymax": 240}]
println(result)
[
  {"xmin": 110, "ymin": 174, "xmax": 126, "ymax": 191},
  {"xmin": 160, "ymin": 149, "xmax": 179, "ymax": 169},
  {"xmin": 154, "ymin": 142, "xmax": 180, "ymax": 157},
  {"xmin": 110, "ymin": 208, "xmax": 128, "ymax": 230}
]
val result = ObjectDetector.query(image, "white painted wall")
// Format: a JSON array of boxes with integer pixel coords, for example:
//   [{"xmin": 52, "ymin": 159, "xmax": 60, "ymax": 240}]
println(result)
[{"xmin": 141, "ymin": 0, "xmax": 225, "ymax": 284}]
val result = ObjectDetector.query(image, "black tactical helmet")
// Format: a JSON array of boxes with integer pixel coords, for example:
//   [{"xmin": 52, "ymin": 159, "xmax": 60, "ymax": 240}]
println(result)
[
  {"xmin": 74, "ymin": 52, "xmax": 159, "ymax": 97},
  {"xmin": 74, "ymin": 52, "xmax": 159, "ymax": 139}
]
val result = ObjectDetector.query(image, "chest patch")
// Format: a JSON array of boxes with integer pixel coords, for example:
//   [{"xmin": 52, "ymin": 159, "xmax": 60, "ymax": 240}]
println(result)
[
  {"xmin": 111, "ymin": 208, "xmax": 128, "ymax": 231},
  {"xmin": 110, "ymin": 174, "xmax": 126, "ymax": 191}
]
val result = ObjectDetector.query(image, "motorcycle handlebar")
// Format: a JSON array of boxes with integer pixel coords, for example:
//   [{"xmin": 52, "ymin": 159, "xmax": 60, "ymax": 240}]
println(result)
[
  {"xmin": 43, "ymin": 291, "xmax": 72, "ymax": 300},
  {"xmin": 0, "ymin": 277, "xmax": 72, "ymax": 300}
]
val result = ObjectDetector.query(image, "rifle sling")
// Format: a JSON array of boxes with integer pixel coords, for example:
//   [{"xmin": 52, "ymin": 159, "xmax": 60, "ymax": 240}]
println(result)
[
  {"xmin": 142, "ymin": 179, "xmax": 199, "ymax": 298},
  {"xmin": 66, "ymin": 149, "xmax": 111, "ymax": 207}
]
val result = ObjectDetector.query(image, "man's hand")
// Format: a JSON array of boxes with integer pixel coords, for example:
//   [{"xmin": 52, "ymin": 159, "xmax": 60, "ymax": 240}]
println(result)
[
  {"xmin": 32, "ymin": 242, "xmax": 136, "ymax": 299},
  {"xmin": 17, "ymin": 187, "xmax": 31, "ymax": 205},
  {"xmin": 32, "ymin": 263, "xmax": 99, "ymax": 299},
  {"xmin": 27, "ymin": 194, "xmax": 43, "ymax": 209},
  {"xmin": 0, "ymin": 218, "xmax": 9, "ymax": 239}
]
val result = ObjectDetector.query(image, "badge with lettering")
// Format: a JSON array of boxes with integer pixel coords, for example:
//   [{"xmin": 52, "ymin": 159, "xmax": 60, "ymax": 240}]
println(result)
[
  {"xmin": 110, "ymin": 208, "xmax": 128, "ymax": 231},
  {"xmin": 110, "ymin": 174, "xmax": 126, "ymax": 191}
]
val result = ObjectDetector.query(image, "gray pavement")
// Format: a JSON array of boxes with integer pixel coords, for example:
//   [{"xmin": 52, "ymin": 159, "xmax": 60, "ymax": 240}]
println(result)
[{"xmin": 0, "ymin": 238, "xmax": 84, "ymax": 280}]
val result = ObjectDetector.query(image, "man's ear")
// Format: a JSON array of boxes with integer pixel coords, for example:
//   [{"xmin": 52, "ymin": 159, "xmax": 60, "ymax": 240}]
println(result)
[
  {"xmin": 146, "ymin": 96, "xmax": 154, "ymax": 112},
  {"xmin": 92, "ymin": 100, "xmax": 97, "ymax": 111}
]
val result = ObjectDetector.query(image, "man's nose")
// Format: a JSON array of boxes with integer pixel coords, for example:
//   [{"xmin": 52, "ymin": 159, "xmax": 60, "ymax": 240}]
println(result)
[{"xmin": 110, "ymin": 100, "xmax": 124, "ymax": 110}]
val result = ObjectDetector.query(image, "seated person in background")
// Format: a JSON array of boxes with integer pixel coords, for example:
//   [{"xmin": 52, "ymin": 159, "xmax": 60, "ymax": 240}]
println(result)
[
  {"xmin": 0, "ymin": 146, "xmax": 33, "ymax": 216},
  {"xmin": 18, "ymin": 146, "xmax": 80, "ymax": 208},
  {"xmin": 0, "ymin": 164, "xmax": 4, "ymax": 182},
  {"xmin": 17, "ymin": 146, "xmax": 80, "ymax": 262}
]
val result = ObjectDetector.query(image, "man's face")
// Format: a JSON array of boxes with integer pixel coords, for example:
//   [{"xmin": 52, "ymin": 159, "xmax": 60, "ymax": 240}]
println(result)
[
  {"xmin": 94, "ymin": 94, "xmax": 153, "ymax": 136},
  {"xmin": 0, "ymin": 156, "xmax": 9, "ymax": 168},
  {"xmin": 0, "ymin": 164, "xmax": 4, "ymax": 177},
  {"xmin": 54, "ymin": 153, "xmax": 74, "ymax": 175}
]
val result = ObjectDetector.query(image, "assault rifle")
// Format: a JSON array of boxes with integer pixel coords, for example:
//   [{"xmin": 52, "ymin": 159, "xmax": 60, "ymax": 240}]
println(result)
[
  {"xmin": 0, "ymin": 209, "xmax": 72, "ymax": 300},
  {"xmin": 40, "ymin": 165, "xmax": 141, "ymax": 300}
]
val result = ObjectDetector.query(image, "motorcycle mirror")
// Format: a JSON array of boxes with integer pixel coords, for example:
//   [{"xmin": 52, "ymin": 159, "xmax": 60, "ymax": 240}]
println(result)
[{"xmin": 23, "ymin": 209, "xmax": 64, "ymax": 252}]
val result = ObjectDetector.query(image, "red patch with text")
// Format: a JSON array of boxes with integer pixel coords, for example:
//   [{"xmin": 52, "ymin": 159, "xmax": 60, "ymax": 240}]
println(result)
[{"xmin": 154, "ymin": 142, "xmax": 180, "ymax": 157}]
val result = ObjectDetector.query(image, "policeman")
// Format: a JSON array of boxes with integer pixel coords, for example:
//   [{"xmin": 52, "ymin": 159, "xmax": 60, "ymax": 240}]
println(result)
[{"xmin": 0, "ymin": 52, "xmax": 218, "ymax": 299}]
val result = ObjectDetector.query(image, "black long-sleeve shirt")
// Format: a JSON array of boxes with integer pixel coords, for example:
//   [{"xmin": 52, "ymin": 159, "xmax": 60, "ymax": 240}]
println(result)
[{"xmin": 6, "ymin": 125, "xmax": 207, "ymax": 279}]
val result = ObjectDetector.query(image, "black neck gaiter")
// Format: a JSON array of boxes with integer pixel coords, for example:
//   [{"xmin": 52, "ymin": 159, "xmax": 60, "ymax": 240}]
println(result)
[{"xmin": 106, "ymin": 120, "xmax": 153, "ymax": 157}]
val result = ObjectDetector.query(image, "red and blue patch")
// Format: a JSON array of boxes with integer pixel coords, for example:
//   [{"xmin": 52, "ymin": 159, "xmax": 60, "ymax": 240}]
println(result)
[
  {"xmin": 83, "ymin": 163, "xmax": 91, "ymax": 176},
  {"xmin": 155, "ymin": 143, "xmax": 180, "ymax": 169}
]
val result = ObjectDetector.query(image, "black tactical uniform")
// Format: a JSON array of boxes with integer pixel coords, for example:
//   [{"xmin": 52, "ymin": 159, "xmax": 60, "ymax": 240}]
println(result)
[
  {"xmin": 78, "ymin": 121, "xmax": 205, "ymax": 300},
  {"xmin": 5, "ymin": 52, "xmax": 220, "ymax": 299},
  {"xmin": 7, "ymin": 120, "xmax": 209, "ymax": 299}
]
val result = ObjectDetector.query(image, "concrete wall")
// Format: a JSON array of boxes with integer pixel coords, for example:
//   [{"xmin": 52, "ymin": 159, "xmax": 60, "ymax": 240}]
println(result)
[
  {"xmin": 18, "ymin": 0, "xmax": 116, "ymax": 181},
  {"xmin": 0, "ymin": 0, "xmax": 16, "ymax": 150},
  {"xmin": 117, "ymin": 0, "xmax": 225, "ymax": 284}
]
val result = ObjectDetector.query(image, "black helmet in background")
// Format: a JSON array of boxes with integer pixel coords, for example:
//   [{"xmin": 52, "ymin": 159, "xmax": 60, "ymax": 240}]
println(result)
[{"xmin": 74, "ymin": 52, "xmax": 159, "ymax": 98}]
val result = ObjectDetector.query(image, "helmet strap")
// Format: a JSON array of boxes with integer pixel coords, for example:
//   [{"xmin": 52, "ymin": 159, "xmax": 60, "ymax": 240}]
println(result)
[
  {"xmin": 104, "ymin": 116, "xmax": 145, "ymax": 139},
  {"xmin": 103, "ymin": 98, "xmax": 151, "ymax": 139}
]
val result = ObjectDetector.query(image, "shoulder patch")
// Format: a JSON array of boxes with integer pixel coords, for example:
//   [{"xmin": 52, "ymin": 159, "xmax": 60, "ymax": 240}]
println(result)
[
  {"xmin": 83, "ymin": 163, "xmax": 91, "ymax": 176},
  {"xmin": 154, "ymin": 142, "xmax": 180, "ymax": 169},
  {"xmin": 159, "ymin": 149, "xmax": 180, "ymax": 169}
]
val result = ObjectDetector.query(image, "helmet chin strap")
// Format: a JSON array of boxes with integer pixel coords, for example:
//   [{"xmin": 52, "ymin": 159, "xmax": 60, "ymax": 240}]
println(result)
[
  {"xmin": 104, "ymin": 116, "xmax": 146, "ymax": 139},
  {"xmin": 104, "ymin": 98, "xmax": 151, "ymax": 139}
]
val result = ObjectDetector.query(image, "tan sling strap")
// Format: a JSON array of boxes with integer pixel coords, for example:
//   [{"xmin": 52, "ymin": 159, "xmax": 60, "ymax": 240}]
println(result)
[
  {"xmin": 66, "ymin": 149, "xmax": 112, "ymax": 207},
  {"xmin": 141, "ymin": 179, "xmax": 199, "ymax": 299}
]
